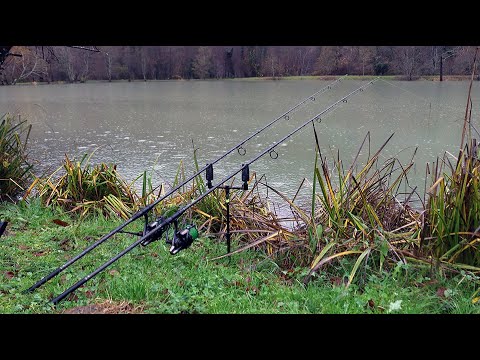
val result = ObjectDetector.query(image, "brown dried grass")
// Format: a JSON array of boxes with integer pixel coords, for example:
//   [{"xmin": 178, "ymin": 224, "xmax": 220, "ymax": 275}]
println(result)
[{"xmin": 62, "ymin": 299, "xmax": 146, "ymax": 314}]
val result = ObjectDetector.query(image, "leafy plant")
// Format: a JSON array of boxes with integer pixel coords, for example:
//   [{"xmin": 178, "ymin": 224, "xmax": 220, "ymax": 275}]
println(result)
[
  {"xmin": 0, "ymin": 113, "xmax": 33, "ymax": 202},
  {"xmin": 302, "ymin": 127, "xmax": 421, "ymax": 287},
  {"xmin": 30, "ymin": 152, "xmax": 136, "ymax": 219},
  {"xmin": 421, "ymin": 48, "xmax": 480, "ymax": 269}
]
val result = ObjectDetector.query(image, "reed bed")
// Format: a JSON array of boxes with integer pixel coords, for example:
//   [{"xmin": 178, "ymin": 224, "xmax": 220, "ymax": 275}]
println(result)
[
  {"xmin": 420, "ymin": 50, "xmax": 480, "ymax": 270},
  {"xmin": 422, "ymin": 136, "xmax": 480, "ymax": 270},
  {"xmin": 300, "ymin": 128, "xmax": 424, "ymax": 285},
  {"xmin": 28, "ymin": 152, "xmax": 137, "ymax": 219},
  {"xmin": 204, "ymin": 174, "xmax": 310, "ymax": 267},
  {"xmin": 0, "ymin": 113, "xmax": 33, "ymax": 202}
]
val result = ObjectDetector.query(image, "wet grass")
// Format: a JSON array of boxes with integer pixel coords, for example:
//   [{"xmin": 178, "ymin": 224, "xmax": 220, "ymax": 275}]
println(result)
[{"xmin": 1, "ymin": 199, "xmax": 480, "ymax": 314}]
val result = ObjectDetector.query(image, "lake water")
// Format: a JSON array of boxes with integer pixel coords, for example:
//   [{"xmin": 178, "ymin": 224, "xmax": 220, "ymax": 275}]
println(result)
[{"xmin": 1, "ymin": 79, "xmax": 478, "ymax": 210}]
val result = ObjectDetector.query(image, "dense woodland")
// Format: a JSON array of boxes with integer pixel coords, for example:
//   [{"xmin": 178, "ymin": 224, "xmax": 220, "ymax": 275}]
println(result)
[{"xmin": 0, "ymin": 46, "xmax": 477, "ymax": 84}]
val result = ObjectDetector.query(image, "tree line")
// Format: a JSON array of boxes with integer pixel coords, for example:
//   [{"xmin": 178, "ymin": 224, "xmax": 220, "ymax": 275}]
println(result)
[{"xmin": 0, "ymin": 46, "xmax": 477, "ymax": 85}]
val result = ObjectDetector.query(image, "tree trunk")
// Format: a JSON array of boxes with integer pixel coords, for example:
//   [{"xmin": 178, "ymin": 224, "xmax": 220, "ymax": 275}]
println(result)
[{"xmin": 440, "ymin": 56, "xmax": 443, "ymax": 81}]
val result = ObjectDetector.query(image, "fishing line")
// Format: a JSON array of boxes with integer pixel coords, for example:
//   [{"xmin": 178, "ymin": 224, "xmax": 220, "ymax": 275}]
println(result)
[
  {"xmin": 378, "ymin": 78, "xmax": 470, "ymax": 123},
  {"xmin": 26, "ymin": 78, "xmax": 377, "ymax": 304},
  {"xmin": 148, "ymin": 74, "xmax": 349, "ymax": 195}
]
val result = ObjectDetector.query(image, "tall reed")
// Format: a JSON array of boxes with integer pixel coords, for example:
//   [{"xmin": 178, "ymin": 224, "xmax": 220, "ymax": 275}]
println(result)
[
  {"xmin": 302, "ymin": 126, "xmax": 421, "ymax": 285},
  {"xmin": 30, "ymin": 152, "xmax": 136, "ymax": 219},
  {"xmin": 0, "ymin": 113, "xmax": 33, "ymax": 202},
  {"xmin": 420, "ymin": 48, "xmax": 480, "ymax": 270}
]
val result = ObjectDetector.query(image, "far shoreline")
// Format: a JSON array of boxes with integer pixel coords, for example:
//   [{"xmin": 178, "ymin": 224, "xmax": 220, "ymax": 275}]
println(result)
[{"xmin": 6, "ymin": 74, "xmax": 477, "ymax": 87}]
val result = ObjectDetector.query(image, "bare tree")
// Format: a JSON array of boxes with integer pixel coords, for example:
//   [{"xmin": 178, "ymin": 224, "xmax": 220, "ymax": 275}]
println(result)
[
  {"xmin": 7, "ymin": 47, "xmax": 48, "ymax": 84},
  {"xmin": 149, "ymin": 64, "xmax": 157, "ymax": 80},
  {"xmin": 3, "ymin": 46, "xmax": 480, "ymax": 83},
  {"xmin": 241, "ymin": 46, "xmax": 266, "ymax": 77},
  {"xmin": 224, "ymin": 47, "xmax": 234, "ymax": 78},
  {"xmin": 192, "ymin": 46, "xmax": 213, "ymax": 79},
  {"xmin": 431, "ymin": 46, "xmax": 438, "ymax": 75},
  {"xmin": 105, "ymin": 52, "xmax": 112, "ymax": 81},
  {"xmin": 359, "ymin": 46, "xmax": 375, "ymax": 76},
  {"xmin": 314, "ymin": 47, "xmax": 341, "ymax": 75},
  {"xmin": 302, "ymin": 46, "xmax": 320, "ymax": 76},
  {"xmin": 451, "ymin": 47, "xmax": 476, "ymax": 75},
  {"xmin": 56, "ymin": 47, "xmax": 76, "ymax": 82},
  {"xmin": 271, "ymin": 56, "xmax": 276, "ymax": 77},
  {"xmin": 169, "ymin": 46, "xmax": 191, "ymax": 79},
  {"xmin": 140, "ymin": 47, "xmax": 147, "ymax": 81},
  {"xmin": 209, "ymin": 46, "xmax": 225, "ymax": 78},
  {"xmin": 79, "ymin": 51, "xmax": 91, "ymax": 82},
  {"xmin": 395, "ymin": 46, "xmax": 418, "ymax": 80},
  {"xmin": 296, "ymin": 47, "xmax": 318, "ymax": 76},
  {"xmin": 262, "ymin": 48, "xmax": 280, "ymax": 77}
]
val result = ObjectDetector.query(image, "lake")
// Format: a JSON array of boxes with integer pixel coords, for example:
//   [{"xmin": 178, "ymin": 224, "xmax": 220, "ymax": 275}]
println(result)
[{"xmin": 1, "ymin": 79, "xmax": 478, "ymax": 209}]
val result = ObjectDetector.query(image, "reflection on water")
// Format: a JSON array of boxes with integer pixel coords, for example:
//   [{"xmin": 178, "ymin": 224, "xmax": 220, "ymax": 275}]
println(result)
[{"xmin": 1, "ymin": 79, "xmax": 478, "ymax": 209}]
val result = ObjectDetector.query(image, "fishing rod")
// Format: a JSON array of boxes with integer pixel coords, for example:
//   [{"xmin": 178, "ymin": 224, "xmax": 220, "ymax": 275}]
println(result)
[
  {"xmin": 44, "ymin": 78, "xmax": 378, "ymax": 305},
  {"xmin": 25, "ymin": 74, "xmax": 348, "ymax": 293}
]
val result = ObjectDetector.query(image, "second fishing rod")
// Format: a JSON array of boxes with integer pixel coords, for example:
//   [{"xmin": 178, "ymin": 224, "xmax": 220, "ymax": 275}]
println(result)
[
  {"xmin": 25, "ymin": 74, "xmax": 348, "ymax": 293},
  {"xmin": 47, "ymin": 78, "xmax": 378, "ymax": 305}
]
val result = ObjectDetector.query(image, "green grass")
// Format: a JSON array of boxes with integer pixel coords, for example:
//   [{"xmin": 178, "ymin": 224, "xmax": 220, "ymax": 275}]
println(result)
[{"xmin": 1, "ymin": 199, "xmax": 479, "ymax": 314}]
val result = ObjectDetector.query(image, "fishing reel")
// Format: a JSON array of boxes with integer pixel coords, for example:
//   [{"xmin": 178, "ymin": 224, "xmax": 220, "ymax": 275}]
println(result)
[
  {"xmin": 166, "ymin": 223, "xmax": 199, "ymax": 255},
  {"xmin": 139, "ymin": 215, "xmax": 198, "ymax": 255},
  {"xmin": 140, "ymin": 216, "xmax": 166, "ymax": 246}
]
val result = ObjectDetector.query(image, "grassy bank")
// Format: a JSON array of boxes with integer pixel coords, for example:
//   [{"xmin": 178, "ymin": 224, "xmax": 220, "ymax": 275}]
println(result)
[{"xmin": 1, "ymin": 199, "xmax": 479, "ymax": 314}]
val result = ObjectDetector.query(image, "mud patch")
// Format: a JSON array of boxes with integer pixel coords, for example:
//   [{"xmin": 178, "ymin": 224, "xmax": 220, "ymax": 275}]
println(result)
[{"xmin": 62, "ymin": 300, "xmax": 145, "ymax": 314}]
